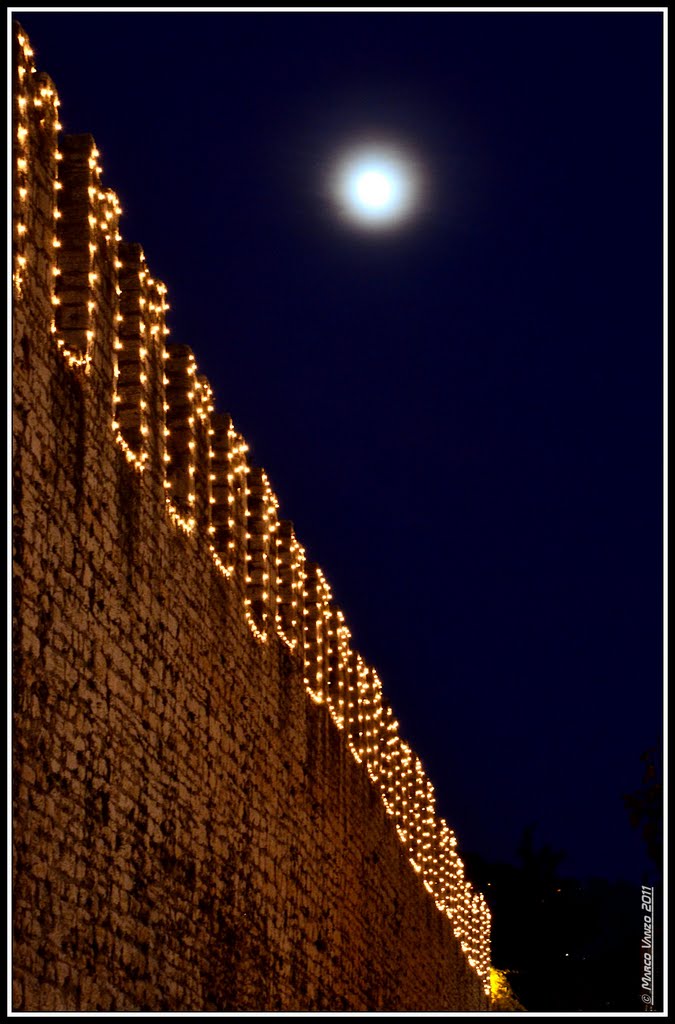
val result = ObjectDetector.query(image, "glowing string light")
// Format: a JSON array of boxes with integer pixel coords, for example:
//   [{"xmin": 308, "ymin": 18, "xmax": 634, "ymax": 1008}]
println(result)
[{"xmin": 12, "ymin": 25, "xmax": 491, "ymax": 991}]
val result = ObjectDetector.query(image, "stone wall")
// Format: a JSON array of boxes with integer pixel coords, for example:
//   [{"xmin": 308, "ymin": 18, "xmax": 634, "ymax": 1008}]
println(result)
[{"xmin": 11, "ymin": 23, "xmax": 490, "ymax": 1012}]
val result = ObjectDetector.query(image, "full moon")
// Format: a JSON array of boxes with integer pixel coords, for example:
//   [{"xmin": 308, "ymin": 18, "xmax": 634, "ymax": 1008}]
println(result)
[{"xmin": 331, "ymin": 144, "xmax": 423, "ymax": 230}]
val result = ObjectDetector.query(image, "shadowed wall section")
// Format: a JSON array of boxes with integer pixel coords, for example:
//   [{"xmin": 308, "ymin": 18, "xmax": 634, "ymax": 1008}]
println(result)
[{"xmin": 12, "ymin": 23, "xmax": 490, "ymax": 1013}]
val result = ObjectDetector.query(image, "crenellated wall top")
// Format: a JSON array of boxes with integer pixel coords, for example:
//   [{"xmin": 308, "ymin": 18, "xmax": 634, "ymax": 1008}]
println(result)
[{"xmin": 12, "ymin": 21, "xmax": 490, "ymax": 994}]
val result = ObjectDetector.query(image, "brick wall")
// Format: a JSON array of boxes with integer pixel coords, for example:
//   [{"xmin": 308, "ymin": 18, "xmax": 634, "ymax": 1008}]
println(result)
[{"xmin": 11, "ymin": 23, "xmax": 490, "ymax": 1012}]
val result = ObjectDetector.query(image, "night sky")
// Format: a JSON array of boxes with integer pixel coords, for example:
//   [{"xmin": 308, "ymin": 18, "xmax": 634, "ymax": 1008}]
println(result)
[{"xmin": 13, "ymin": 11, "xmax": 663, "ymax": 888}]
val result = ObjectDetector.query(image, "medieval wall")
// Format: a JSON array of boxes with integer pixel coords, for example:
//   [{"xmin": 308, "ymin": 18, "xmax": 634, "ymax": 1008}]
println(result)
[{"xmin": 11, "ymin": 24, "xmax": 490, "ymax": 1012}]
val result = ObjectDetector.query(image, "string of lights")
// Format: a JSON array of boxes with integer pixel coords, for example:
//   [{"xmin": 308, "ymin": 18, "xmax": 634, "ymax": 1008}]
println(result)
[{"xmin": 13, "ymin": 23, "xmax": 490, "ymax": 993}]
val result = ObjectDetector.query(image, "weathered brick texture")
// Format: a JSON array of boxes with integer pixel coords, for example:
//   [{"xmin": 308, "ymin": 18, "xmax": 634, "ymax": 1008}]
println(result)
[{"xmin": 12, "ymin": 23, "xmax": 490, "ymax": 1012}]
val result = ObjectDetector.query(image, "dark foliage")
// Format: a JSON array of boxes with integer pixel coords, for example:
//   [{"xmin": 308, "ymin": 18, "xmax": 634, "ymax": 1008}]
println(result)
[{"xmin": 465, "ymin": 824, "xmax": 663, "ymax": 1012}]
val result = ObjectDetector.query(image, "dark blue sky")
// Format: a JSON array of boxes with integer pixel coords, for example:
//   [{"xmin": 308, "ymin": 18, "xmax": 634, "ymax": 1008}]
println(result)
[{"xmin": 14, "ymin": 10, "xmax": 664, "ymax": 884}]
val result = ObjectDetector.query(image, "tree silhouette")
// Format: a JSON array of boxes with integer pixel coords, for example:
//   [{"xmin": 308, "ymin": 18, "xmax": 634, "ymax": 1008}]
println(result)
[
  {"xmin": 516, "ymin": 822, "xmax": 566, "ymax": 887},
  {"xmin": 623, "ymin": 745, "xmax": 663, "ymax": 880},
  {"xmin": 463, "ymin": 824, "xmax": 650, "ymax": 1011}
]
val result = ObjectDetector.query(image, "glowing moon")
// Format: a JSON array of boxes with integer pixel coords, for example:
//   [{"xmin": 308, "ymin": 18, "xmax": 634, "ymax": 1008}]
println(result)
[
  {"xmin": 331, "ymin": 144, "xmax": 423, "ymax": 230},
  {"xmin": 356, "ymin": 169, "xmax": 393, "ymax": 210}
]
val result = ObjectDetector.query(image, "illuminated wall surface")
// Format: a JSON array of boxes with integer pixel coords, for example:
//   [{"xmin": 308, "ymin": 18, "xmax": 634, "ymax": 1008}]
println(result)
[{"xmin": 12, "ymin": 24, "xmax": 490, "ymax": 1012}]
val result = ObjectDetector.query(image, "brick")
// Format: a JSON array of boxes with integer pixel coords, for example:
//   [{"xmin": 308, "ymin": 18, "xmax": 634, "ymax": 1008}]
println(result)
[{"xmin": 11, "ymin": 20, "xmax": 490, "ymax": 1016}]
